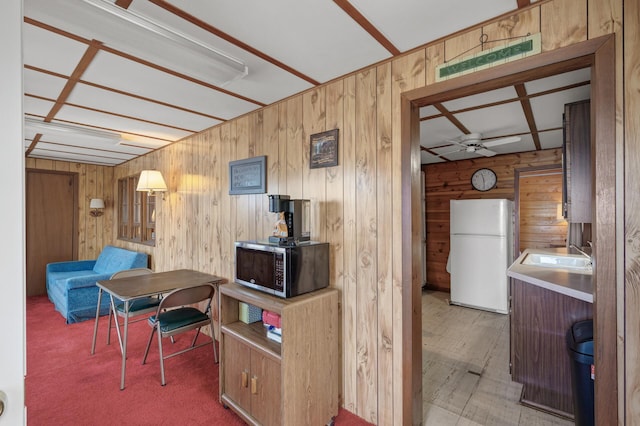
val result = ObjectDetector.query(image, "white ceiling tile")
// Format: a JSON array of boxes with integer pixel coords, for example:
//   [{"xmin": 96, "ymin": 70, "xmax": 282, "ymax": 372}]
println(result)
[
  {"xmin": 28, "ymin": 149, "xmax": 124, "ymax": 166},
  {"xmin": 538, "ymin": 129, "xmax": 564, "ymax": 150},
  {"xmin": 24, "ymin": 96, "xmax": 54, "ymax": 118},
  {"xmin": 420, "ymin": 116, "xmax": 461, "ymax": 148},
  {"xmin": 420, "ymin": 105, "xmax": 440, "ymax": 118},
  {"xmin": 530, "ymin": 86, "xmax": 591, "ymax": 132},
  {"xmin": 442, "ymin": 86, "xmax": 518, "ymax": 112},
  {"xmin": 164, "ymin": 0, "xmax": 391, "ymax": 82},
  {"xmin": 82, "ymin": 50, "xmax": 259, "ymax": 120},
  {"xmin": 23, "ymin": 68, "xmax": 67, "ymax": 99},
  {"xmin": 22, "ymin": 21, "xmax": 89, "ymax": 76},
  {"xmin": 66, "ymin": 84, "xmax": 220, "ymax": 132},
  {"xmin": 453, "ymin": 101, "xmax": 529, "ymax": 137},
  {"xmin": 350, "ymin": 0, "xmax": 518, "ymax": 52},
  {"xmin": 30, "ymin": 141, "xmax": 141, "ymax": 161},
  {"xmin": 524, "ymin": 67, "xmax": 591, "ymax": 95},
  {"xmin": 54, "ymin": 104, "xmax": 190, "ymax": 142}
]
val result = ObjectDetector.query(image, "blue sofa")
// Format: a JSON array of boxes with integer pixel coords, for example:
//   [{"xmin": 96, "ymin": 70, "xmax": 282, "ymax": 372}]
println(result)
[{"xmin": 46, "ymin": 245, "xmax": 149, "ymax": 323}]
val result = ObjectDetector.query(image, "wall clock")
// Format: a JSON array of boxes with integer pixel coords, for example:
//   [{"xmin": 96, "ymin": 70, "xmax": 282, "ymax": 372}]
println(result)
[{"xmin": 471, "ymin": 168, "xmax": 497, "ymax": 191}]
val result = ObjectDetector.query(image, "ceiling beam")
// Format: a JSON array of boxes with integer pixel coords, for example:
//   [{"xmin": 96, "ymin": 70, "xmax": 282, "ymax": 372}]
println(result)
[
  {"xmin": 433, "ymin": 103, "xmax": 470, "ymax": 134},
  {"xmin": 514, "ymin": 83, "xmax": 542, "ymax": 150},
  {"xmin": 333, "ymin": 0, "xmax": 401, "ymax": 56},
  {"xmin": 25, "ymin": 133, "xmax": 41, "ymax": 157},
  {"xmin": 45, "ymin": 40, "xmax": 102, "ymax": 122}
]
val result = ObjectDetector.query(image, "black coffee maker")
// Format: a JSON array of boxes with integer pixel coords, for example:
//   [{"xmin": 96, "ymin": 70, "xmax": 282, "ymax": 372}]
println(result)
[{"xmin": 268, "ymin": 194, "xmax": 310, "ymax": 245}]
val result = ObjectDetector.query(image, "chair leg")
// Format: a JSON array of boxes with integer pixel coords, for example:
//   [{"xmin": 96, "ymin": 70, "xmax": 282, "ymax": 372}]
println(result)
[
  {"xmin": 158, "ymin": 330, "xmax": 166, "ymax": 386},
  {"xmin": 109, "ymin": 298, "xmax": 125, "ymax": 354},
  {"xmin": 190, "ymin": 329, "xmax": 201, "ymax": 347},
  {"xmin": 142, "ymin": 326, "xmax": 156, "ymax": 365}
]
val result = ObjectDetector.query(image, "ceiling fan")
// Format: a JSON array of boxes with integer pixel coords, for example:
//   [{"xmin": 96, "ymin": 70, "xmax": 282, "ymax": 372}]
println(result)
[{"xmin": 432, "ymin": 132, "xmax": 521, "ymax": 158}]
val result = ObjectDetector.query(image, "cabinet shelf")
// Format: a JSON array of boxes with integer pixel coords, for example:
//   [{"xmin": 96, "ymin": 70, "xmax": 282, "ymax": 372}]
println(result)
[{"xmin": 221, "ymin": 321, "xmax": 281, "ymax": 360}]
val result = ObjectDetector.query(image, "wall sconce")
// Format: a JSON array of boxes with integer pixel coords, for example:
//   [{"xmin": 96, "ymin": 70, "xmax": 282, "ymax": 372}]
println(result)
[
  {"xmin": 136, "ymin": 170, "xmax": 167, "ymax": 199},
  {"xmin": 89, "ymin": 198, "xmax": 105, "ymax": 217}
]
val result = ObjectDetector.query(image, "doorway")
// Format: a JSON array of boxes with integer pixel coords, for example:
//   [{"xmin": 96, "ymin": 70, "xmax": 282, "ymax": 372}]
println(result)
[
  {"xmin": 26, "ymin": 169, "xmax": 78, "ymax": 296},
  {"xmin": 401, "ymin": 35, "xmax": 617, "ymax": 424},
  {"xmin": 514, "ymin": 165, "xmax": 567, "ymax": 255}
]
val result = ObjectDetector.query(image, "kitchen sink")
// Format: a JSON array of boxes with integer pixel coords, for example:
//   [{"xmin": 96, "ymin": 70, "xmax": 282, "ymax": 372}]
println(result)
[{"xmin": 521, "ymin": 252, "xmax": 592, "ymax": 273}]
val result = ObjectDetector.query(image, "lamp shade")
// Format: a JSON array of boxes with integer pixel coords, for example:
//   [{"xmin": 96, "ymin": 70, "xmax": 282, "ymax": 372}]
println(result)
[
  {"xmin": 89, "ymin": 198, "xmax": 105, "ymax": 209},
  {"xmin": 136, "ymin": 170, "xmax": 167, "ymax": 193}
]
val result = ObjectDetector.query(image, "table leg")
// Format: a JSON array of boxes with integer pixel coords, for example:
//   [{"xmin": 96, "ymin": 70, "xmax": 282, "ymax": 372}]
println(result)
[
  {"xmin": 120, "ymin": 300, "xmax": 130, "ymax": 390},
  {"xmin": 91, "ymin": 288, "xmax": 102, "ymax": 355}
]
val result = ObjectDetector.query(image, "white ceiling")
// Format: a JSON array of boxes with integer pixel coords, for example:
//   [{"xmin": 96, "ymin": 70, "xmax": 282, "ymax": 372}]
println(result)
[{"xmin": 22, "ymin": 0, "xmax": 589, "ymax": 166}]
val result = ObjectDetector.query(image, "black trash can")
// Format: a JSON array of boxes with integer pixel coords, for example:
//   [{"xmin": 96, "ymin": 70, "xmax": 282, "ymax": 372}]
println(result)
[{"xmin": 566, "ymin": 319, "xmax": 594, "ymax": 426}]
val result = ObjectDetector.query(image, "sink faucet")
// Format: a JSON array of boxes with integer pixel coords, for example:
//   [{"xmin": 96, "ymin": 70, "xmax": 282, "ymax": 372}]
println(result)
[{"xmin": 570, "ymin": 242, "xmax": 592, "ymax": 261}]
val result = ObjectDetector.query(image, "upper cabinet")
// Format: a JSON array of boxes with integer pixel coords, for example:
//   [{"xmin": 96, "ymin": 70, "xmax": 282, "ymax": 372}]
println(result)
[{"xmin": 563, "ymin": 100, "xmax": 592, "ymax": 223}]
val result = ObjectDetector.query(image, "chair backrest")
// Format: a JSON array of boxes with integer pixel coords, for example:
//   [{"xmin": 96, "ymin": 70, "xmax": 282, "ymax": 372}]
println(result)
[
  {"xmin": 157, "ymin": 284, "xmax": 216, "ymax": 312},
  {"xmin": 110, "ymin": 268, "xmax": 153, "ymax": 280}
]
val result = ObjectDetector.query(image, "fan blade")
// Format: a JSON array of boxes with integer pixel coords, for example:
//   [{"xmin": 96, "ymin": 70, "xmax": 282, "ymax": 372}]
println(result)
[
  {"xmin": 482, "ymin": 136, "xmax": 521, "ymax": 148},
  {"xmin": 435, "ymin": 147, "xmax": 465, "ymax": 158},
  {"xmin": 476, "ymin": 148, "xmax": 497, "ymax": 157}
]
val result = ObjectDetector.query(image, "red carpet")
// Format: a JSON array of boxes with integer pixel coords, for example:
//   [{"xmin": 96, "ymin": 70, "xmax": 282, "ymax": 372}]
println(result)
[{"xmin": 25, "ymin": 296, "xmax": 372, "ymax": 425}]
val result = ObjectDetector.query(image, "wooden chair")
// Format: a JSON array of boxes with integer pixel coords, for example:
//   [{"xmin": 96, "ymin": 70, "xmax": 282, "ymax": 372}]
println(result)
[{"xmin": 141, "ymin": 283, "xmax": 218, "ymax": 386}]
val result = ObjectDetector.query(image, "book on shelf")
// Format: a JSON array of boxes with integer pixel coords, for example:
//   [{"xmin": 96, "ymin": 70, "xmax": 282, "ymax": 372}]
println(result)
[{"xmin": 267, "ymin": 325, "xmax": 282, "ymax": 343}]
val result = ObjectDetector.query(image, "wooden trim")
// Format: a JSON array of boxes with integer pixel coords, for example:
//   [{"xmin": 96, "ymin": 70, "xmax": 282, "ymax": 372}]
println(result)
[
  {"xmin": 401, "ymin": 34, "xmax": 617, "ymax": 425},
  {"xmin": 45, "ymin": 40, "xmax": 102, "ymax": 121},
  {"xmin": 333, "ymin": 0, "xmax": 401, "ymax": 56},
  {"xmin": 514, "ymin": 84, "xmax": 542, "ymax": 150},
  {"xmin": 25, "ymin": 133, "xmax": 41, "ymax": 157},
  {"xmin": 591, "ymin": 34, "xmax": 617, "ymax": 426}
]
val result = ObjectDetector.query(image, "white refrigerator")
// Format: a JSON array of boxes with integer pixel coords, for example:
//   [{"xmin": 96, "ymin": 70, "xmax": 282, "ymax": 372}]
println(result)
[{"xmin": 448, "ymin": 199, "xmax": 513, "ymax": 314}]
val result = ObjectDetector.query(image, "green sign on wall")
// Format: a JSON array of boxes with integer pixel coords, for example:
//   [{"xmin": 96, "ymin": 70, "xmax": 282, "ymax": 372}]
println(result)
[{"xmin": 436, "ymin": 33, "xmax": 541, "ymax": 82}]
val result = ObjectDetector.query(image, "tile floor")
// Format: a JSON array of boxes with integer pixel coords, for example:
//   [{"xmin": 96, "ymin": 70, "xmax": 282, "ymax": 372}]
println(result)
[{"xmin": 422, "ymin": 290, "xmax": 574, "ymax": 426}]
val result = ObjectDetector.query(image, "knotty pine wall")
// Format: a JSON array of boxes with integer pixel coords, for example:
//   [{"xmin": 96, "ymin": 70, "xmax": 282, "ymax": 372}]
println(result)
[
  {"xmin": 37, "ymin": 0, "xmax": 632, "ymax": 423},
  {"xmin": 422, "ymin": 149, "xmax": 565, "ymax": 291},
  {"xmin": 25, "ymin": 158, "xmax": 114, "ymax": 261}
]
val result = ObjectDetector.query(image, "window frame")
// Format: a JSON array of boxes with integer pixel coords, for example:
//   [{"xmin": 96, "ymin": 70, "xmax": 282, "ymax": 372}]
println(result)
[{"xmin": 117, "ymin": 175, "xmax": 156, "ymax": 246}]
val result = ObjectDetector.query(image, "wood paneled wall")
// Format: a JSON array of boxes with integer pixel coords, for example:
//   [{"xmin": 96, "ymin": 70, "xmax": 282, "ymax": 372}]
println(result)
[
  {"xmin": 422, "ymin": 149, "xmax": 563, "ymax": 291},
  {"xmin": 104, "ymin": 0, "xmax": 636, "ymax": 423},
  {"xmin": 517, "ymin": 167, "xmax": 567, "ymax": 252},
  {"xmin": 25, "ymin": 158, "xmax": 114, "ymax": 261}
]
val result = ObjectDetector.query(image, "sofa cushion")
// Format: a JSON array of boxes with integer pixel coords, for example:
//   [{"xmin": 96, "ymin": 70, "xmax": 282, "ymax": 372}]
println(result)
[
  {"xmin": 93, "ymin": 245, "xmax": 148, "ymax": 275},
  {"xmin": 47, "ymin": 270, "xmax": 95, "ymax": 286}
]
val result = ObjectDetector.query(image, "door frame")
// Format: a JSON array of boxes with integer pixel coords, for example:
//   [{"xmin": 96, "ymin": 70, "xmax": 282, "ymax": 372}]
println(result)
[{"xmin": 400, "ymin": 35, "xmax": 617, "ymax": 424}]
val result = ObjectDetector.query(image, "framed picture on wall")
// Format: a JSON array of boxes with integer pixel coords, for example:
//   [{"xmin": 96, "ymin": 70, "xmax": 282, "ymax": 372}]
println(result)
[
  {"xmin": 309, "ymin": 129, "xmax": 339, "ymax": 169},
  {"xmin": 229, "ymin": 155, "xmax": 266, "ymax": 195}
]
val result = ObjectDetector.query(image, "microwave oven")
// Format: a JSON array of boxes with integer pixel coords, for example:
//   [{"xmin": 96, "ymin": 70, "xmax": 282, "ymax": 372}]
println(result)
[{"xmin": 234, "ymin": 240, "xmax": 329, "ymax": 298}]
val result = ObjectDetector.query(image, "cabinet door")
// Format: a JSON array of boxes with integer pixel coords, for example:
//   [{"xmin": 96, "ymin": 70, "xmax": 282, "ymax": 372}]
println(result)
[
  {"xmin": 564, "ymin": 100, "xmax": 591, "ymax": 223},
  {"xmin": 250, "ymin": 351, "xmax": 282, "ymax": 426},
  {"xmin": 223, "ymin": 335, "xmax": 251, "ymax": 412}
]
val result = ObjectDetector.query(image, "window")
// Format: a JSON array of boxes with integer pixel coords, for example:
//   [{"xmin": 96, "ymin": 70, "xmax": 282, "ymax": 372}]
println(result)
[{"xmin": 118, "ymin": 175, "xmax": 156, "ymax": 245}]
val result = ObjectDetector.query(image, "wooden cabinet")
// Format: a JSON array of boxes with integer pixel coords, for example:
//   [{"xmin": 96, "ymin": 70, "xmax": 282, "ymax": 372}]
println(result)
[
  {"xmin": 563, "ymin": 100, "xmax": 591, "ymax": 223},
  {"xmin": 510, "ymin": 278, "xmax": 592, "ymax": 417},
  {"xmin": 219, "ymin": 283, "xmax": 339, "ymax": 426}
]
